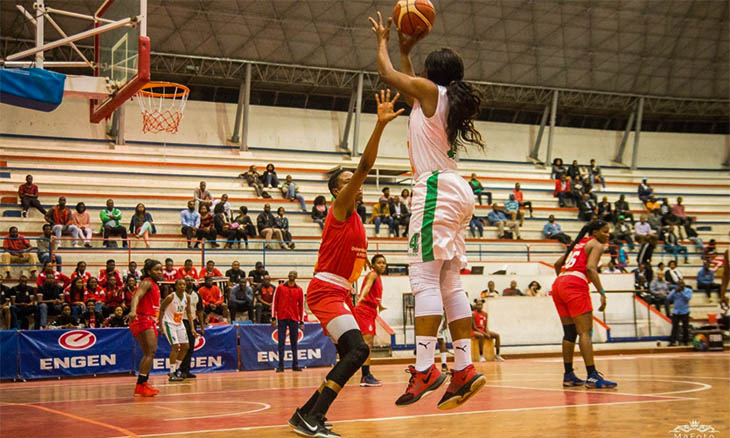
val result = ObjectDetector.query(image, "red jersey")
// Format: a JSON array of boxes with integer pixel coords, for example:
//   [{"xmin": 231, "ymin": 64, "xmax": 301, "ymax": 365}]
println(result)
[
  {"xmin": 162, "ymin": 268, "xmax": 178, "ymax": 282},
  {"xmin": 473, "ymin": 310, "xmax": 487, "ymax": 331},
  {"xmin": 359, "ymin": 274, "xmax": 382, "ymax": 309},
  {"xmin": 98, "ymin": 269, "xmax": 123, "ymax": 288},
  {"xmin": 198, "ymin": 267, "xmax": 223, "ymax": 279},
  {"xmin": 257, "ymin": 284, "xmax": 275, "ymax": 305},
  {"xmin": 512, "ymin": 190, "xmax": 524, "ymax": 202},
  {"xmin": 561, "ymin": 237, "xmax": 592, "ymax": 276},
  {"xmin": 314, "ymin": 208, "xmax": 367, "ymax": 283},
  {"xmin": 64, "ymin": 286, "xmax": 87, "ymax": 304},
  {"xmin": 37, "ymin": 271, "xmax": 70, "ymax": 288},
  {"xmin": 199, "ymin": 285, "xmax": 224, "ymax": 306},
  {"xmin": 272, "ymin": 283, "xmax": 304, "ymax": 321},
  {"xmin": 136, "ymin": 280, "xmax": 161, "ymax": 318},
  {"xmin": 105, "ymin": 287, "xmax": 125, "ymax": 308},
  {"xmin": 177, "ymin": 267, "xmax": 198, "ymax": 279},
  {"xmin": 85, "ymin": 287, "xmax": 105, "ymax": 303},
  {"xmin": 70, "ymin": 271, "xmax": 92, "ymax": 284}
]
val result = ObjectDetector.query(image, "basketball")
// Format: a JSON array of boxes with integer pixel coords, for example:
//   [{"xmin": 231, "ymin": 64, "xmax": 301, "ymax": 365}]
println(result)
[
  {"xmin": 393, "ymin": 0, "xmax": 435, "ymax": 36},
  {"xmin": 692, "ymin": 333, "xmax": 709, "ymax": 351}
]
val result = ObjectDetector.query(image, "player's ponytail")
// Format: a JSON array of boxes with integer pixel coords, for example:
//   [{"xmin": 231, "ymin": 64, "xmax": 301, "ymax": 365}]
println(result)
[
  {"xmin": 425, "ymin": 48, "xmax": 485, "ymax": 152},
  {"xmin": 562, "ymin": 220, "xmax": 607, "ymax": 259}
]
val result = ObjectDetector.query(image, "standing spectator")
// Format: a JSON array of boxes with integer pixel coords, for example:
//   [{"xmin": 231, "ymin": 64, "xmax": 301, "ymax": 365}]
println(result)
[
  {"xmin": 512, "ymin": 183, "xmax": 533, "ymax": 218},
  {"xmin": 487, "ymin": 204, "xmax": 519, "ymax": 239},
  {"xmin": 100, "ymin": 199, "xmax": 128, "ymax": 248},
  {"xmin": 45, "ymin": 196, "xmax": 79, "ymax": 247},
  {"xmin": 225, "ymin": 260, "xmax": 246, "ymax": 286},
  {"xmin": 234, "ymin": 206, "xmax": 256, "ymax": 248},
  {"xmin": 71, "ymin": 202, "xmax": 93, "ymax": 247},
  {"xmin": 275, "ymin": 207, "xmax": 295, "ymax": 249},
  {"xmin": 196, "ymin": 205, "xmax": 218, "ymax": 248},
  {"xmin": 504, "ymin": 194, "xmax": 524, "ymax": 226},
  {"xmin": 648, "ymin": 271, "xmax": 671, "ymax": 316},
  {"xmin": 469, "ymin": 173, "xmax": 491, "ymax": 206},
  {"xmin": 70, "ymin": 261, "xmax": 92, "ymax": 284},
  {"xmin": 35, "ymin": 275, "xmax": 64, "ymax": 328},
  {"xmin": 11, "ymin": 275, "xmax": 37, "ymax": 329},
  {"xmin": 198, "ymin": 260, "xmax": 223, "ymax": 279},
  {"xmin": 697, "ymin": 260, "xmax": 720, "ymax": 302},
  {"xmin": 551, "ymin": 158, "xmax": 566, "ymax": 180},
  {"xmin": 471, "ymin": 300, "xmax": 503, "ymax": 361},
  {"xmin": 597, "ymin": 196, "xmax": 613, "ymax": 223},
  {"xmin": 311, "ymin": 196, "xmax": 328, "ymax": 231},
  {"xmin": 199, "ymin": 276, "xmax": 230, "ymax": 323},
  {"xmin": 254, "ymin": 274, "xmax": 275, "ymax": 323},
  {"xmin": 614, "ymin": 194, "xmax": 635, "ymax": 225},
  {"xmin": 389, "ymin": 195, "xmax": 410, "ymax": 237},
  {"xmin": 638, "ymin": 178, "xmax": 653, "ymax": 204},
  {"xmin": 262, "ymin": 163, "xmax": 279, "ymax": 188},
  {"xmin": 193, "ymin": 181, "xmax": 212, "ymax": 210},
  {"xmin": 588, "ymin": 159, "xmax": 606, "ymax": 189},
  {"xmin": 370, "ymin": 199, "xmax": 395, "ymax": 237},
  {"xmin": 228, "ymin": 278, "xmax": 254, "ymax": 321},
  {"xmin": 272, "ymin": 270, "xmax": 305, "ymax": 372},
  {"xmin": 663, "ymin": 225, "xmax": 688, "ymax": 263},
  {"xmin": 668, "ymin": 280, "xmax": 692, "ymax": 346},
  {"xmin": 664, "ymin": 260, "xmax": 683, "ymax": 286},
  {"xmin": 63, "ymin": 276, "xmax": 86, "ymax": 319},
  {"xmin": 180, "ymin": 200, "xmax": 200, "ymax": 249},
  {"xmin": 247, "ymin": 261, "xmax": 269, "ymax": 289},
  {"xmin": 18, "ymin": 174, "xmax": 46, "ymax": 218},
  {"xmin": 469, "ymin": 214, "xmax": 484, "ymax": 238},
  {"xmin": 211, "ymin": 194, "xmax": 233, "ymax": 220},
  {"xmin": 632, "ymin": 262, "xmax": 650, "ymax": 291},
  {"xmin": 123, "ymin": 260, "xmax": 141, "ymax": 282},
  {"xmin": 612, "ymin": 216, "xmax": 635, "ymax": 249},
  {"xmin": 502, "ymin": 280, "xmax": 523, "ymax": 296},
  {"xmin": 553, "ymin": 174, "xmax": 572, "ymax": 207},
  {"xmin": 177, "ymin": 259, "xmax": 198, "ymax": 280},
  {"xmin": 637, "ymin": 236, "xmax": 657, "ymax": 267},
  {"xmin": 281, "ymin": 175, "xmax": 307, "ymax": 212},
  {"xmin": 129, "ymin": 203, "xmax": 156, "ymax": 248},
  {"xmin": 239, "ymin": 165, "xmax": 264, "ymax": 197},
  {"xmin": 213, "ymin": 203, "xmax": 242, "ymax": 249},
  {"xmin": 98, "ymin": 259, "xmax": 123, "ymax": 288},
  {"xmin": 577, "ymin": 193, "xmax": 596, "ymax": 221},
  {"xmin": 257, "ymin": 204, "xmax": 286, "ymax": 249},
  {"xmin": 634, "ymin": 215, "xmax": 655, "ymax": 244},
  {"xmin": 37, "ymin": 224, "xmax": 62, "ymax": 271},
  {"xmin": 2, "ymin": 226, "xmax": 39, "ymax": 279},
  {"xmin": 542, "ymin": 215, "xmax": 571, "ymax": 244}
]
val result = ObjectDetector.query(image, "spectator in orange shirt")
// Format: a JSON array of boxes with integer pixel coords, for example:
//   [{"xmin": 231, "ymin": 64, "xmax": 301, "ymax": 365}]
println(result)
[
  {"xmin": 198, "ymin": 260, "xmax": 223, "ymax": 279},
  {"xmin": 98, "ymin": 259, "xmax": 123, "ymax": 288},
  {"xmin": 512, "ymin": 183, "xmax": 533, "ymax": 218},
  {"xmin": 199, "ymin": 276, "xmax": 229, "ymax": 323},
  {"xmin": 2, "ymin": 226, "xmax": 40, "ymax": 279},
  {"xmin": 18, "ymin": 174, "xmax": 46, "ymax": 218},
  {"xmin": 553, "ymin": 174, "xmax": 573, "ymax": 207},
  {"xmin": 45, "ymin": 196, "xmax": 80, "ymax": 247},
  {"xmin": 176, "ymin": 259, "xmax": 198, "ymax": 280},
  {"xmin": 254, "ymin": 275, "xmax": 275, "ymax": 323}
]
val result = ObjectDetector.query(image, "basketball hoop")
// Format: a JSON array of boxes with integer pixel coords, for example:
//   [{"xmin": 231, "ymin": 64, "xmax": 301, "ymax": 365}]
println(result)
[{"xmin": 135, "ymin": 82, "xmax": 190, "ymax": 134}]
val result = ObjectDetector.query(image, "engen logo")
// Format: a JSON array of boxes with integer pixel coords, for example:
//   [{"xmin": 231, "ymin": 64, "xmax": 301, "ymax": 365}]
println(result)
[
  {"xmin": 271, "ymin": 328, "xmax": 304, "ymax": 345},
  {"xmin": 58, "ymin": 330, "xmax": 97, "ymax": 351},
  {"xmin": 193, "ymin": 336, "xmax": 206, "ymax": 351}
]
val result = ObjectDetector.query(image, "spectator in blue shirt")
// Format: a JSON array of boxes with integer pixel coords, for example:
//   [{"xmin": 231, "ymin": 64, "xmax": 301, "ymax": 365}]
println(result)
[
  {"xmin": 487, "ymin": 204, "xmax": 520, "ymax": 240},
  {"xmin": 542, "ymin": 215, "xmax": 570, "ymax": 244},
  {"xmin": 180, "ymin": 200, "xmax": 201, "ymax": 248},
  {"xmin": 228, "ymin": 278, "xmax": 254, "ymax": 321},
  {"xmin": 668, "ymin": 280, "xmax": 692, "ymax": 346},
  {"xmin": 504, "ymin": 194, "xmax": 524, "ymax": 226},
  {"xmin": 696, "ymin": 260, "xmax": 719, "ymax": 302}
]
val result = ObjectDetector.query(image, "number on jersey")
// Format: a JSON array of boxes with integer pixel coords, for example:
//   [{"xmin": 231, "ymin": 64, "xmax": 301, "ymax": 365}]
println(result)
[{"xmin": 564, "ymin": 249, "xmax": 580, "ymax": 269}]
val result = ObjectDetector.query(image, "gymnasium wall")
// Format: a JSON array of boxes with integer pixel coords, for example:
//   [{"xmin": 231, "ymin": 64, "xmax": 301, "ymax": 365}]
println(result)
[{"xmin": 1, "ymin": 97, "xmax": 727, "ymax": 169}]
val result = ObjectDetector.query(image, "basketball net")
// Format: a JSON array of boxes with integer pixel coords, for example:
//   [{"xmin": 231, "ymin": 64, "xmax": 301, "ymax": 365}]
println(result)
[{"xmin": 135, "ymin": 82, "xmax": 190, "ymax": 134}]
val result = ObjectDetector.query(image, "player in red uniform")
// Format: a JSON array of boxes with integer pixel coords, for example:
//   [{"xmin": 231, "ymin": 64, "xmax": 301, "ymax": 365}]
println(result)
[
  {"xmin": 471, "ymin": 299, "xmax": 503, "ymax": 362},
  {"xmin": 552, "ymin": 220, "xmax": 617, "ymax": 389},
  {"xmin": 353, "ymin": 254, "xmax": 387, "ymax": 387},
  {"xmin": 126, "ymin": 259, "xmax": 164, "ymax": 397},
  {"xmin": 289, "ymin": 90, "xmax": 403, "ymax": 438}
]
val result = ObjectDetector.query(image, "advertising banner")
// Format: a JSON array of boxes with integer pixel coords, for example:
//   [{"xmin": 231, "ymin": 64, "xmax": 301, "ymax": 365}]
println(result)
[
  {"xmin": 0, "ymin": 330, "xmax": 19, "ymax": 380},
  {"xmin": 238, "ymin": 323, "xmax": 336, "ymax": 371}
]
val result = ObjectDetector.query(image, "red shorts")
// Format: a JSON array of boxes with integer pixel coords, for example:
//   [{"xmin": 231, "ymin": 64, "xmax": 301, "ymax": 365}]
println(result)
[
  {"xmin": 551, "ymin": 274, "xmax": 592, "ymax": 318},
  {"xmin": 306, "ymin": 278, "xmax": 353, "ymax": 337},
  {"xmin": 129, "ymin": 315, "xmax": 158, "ymax": 338},
  {"xmin": 353, "ymin": 304, "xmax": 377, "ymax": 335}
]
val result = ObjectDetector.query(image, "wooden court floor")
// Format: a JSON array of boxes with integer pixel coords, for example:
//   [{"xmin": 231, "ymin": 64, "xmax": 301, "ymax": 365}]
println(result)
[{"xmin": 1, "ymin": 352, "xmax": 728, "ymax": 438}]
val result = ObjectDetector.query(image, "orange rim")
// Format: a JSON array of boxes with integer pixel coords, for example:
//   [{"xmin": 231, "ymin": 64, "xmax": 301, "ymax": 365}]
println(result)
[{"xmin": 137, "ymin": 81, "xmax": 190, "ymax": 98}]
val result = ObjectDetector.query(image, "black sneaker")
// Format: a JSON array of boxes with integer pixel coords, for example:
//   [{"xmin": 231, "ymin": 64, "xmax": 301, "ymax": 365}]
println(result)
[
  {"xmin": 289, "ymin": 409, "xmax": 334, "ymax": 432},
  {"xmin": 168, "ymin": 371, "xmax": 184, "ymax": 382},
  {"xmin": 295, "ymin": 414, "xmax": 339, "ymax": 438},
  {"xmin": 184, "ymin": 372, "xmax": 196, "ymax": 378},
  {"xmin": 276, "ymin": 367, "xmax": 284, "ymax": 373},
  {"xmin": 175, "ymin": 369, "xmax": 185, "ymax": 380},
  {"xmin": 293, "ymin": 366, "xmax": 303, "ymax": 372}
]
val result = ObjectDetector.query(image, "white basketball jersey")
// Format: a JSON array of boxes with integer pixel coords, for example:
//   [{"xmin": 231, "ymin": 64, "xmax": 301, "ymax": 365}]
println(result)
[
  {"xmin": 407, "ymin": 85, "xmax": 456, "ymax": 180},
  {"xmin": 163, "ymin": 292, "xmax": 187, "ymax": 326}
]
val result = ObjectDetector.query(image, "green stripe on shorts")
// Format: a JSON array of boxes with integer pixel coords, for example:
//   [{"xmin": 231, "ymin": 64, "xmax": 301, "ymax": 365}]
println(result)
[
  {"xmin": 164, "ymin": 321, "xmax": 173, "ymax": 344},
  {"xmin": 421, "ymin": 171, "xmax": 439, "ymax": 262}
]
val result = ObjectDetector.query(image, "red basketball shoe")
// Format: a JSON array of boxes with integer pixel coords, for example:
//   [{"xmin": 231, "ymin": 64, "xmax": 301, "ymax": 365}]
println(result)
[
  {"xmin": 395, "ymin": 364, "xmax": 447, "ymax": 406},
  {"xmin": 134, "ymin": 382, "xmax": 159, "ymax": 397},
  {"xmin": 436, "ymin": 364, "xmax": 487, "ymax": 410}
]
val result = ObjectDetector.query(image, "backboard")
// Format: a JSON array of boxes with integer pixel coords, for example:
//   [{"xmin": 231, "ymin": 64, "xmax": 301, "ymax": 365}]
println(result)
[{"xmin": 91, "ymin": 0, "xmax": 149, "ymax": 123}]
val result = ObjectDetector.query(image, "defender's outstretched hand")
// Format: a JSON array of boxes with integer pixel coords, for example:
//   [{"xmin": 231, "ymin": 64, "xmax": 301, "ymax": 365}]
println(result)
[
  {"xmin": 369, "ymin": 11, "xmax": 391, "ymax": 45},
  {"xmin": 376, "ymin": 89, "xmax": 404, "ymax": 123}
]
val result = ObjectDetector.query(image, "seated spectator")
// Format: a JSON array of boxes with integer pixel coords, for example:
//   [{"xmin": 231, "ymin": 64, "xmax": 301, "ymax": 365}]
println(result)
[
  {"xmin": 471, "ymin": 299, "xmax": 503, "ymax": 361},
  {"xmin": 105, "ymin": 276, "xmax": 125, "ymax": 316},
  {"xmin": 37, "ymin": 223, "xmax": 62, "ymax": 272},
  {"xmin": 71, "ymin": 202, "xmax": 93, "ymax": 248},
  {"xmin": 63, "ymin": 276, "xmax": 86, "ymax": 319},
  {"xmin": 703, "ymin": 239, "xmax": 717, "ymax": 261},
  {"xmin": 697, "ymin": 260, "xmax": 720, "ymax": 302},
  {"xmin": 646, "ymin": 270, "xmax": 670, "ymax": 316},
  {"xmin": 512, "ymin": 183, "xmax": 532, "ymax": 218},
  {"xmin": 567, "ymin": 160, "xmax": 583, "ymax": 180},
  {"xmin": 610, "ymin": 217, "xmax": 634, "ymax": 249},
  {"xmin": 370, "ymin": 199, "xmax": 395, "ymax": 237},
  {"xmin": 225, "ymin": 260, "xmax": 246, "ymax": 286},
  {"xmin": 180, "ymin": 200, "xmax": 201, "ymax": 248},
  {"xmin": 542, "ymin": 215, "xmax": 571, "ymax": 244},
  {"xmin": 196, "ymin": 204, "xmax": 218, "ymax": 248},
  {"xmin": 80, "ymin": 297, "xmax": 103, "ymax": 328},
  {"xmin": 684, "ymin": 222, "xmax": 703, "ymax": 253},
  {"xmin": 469, "ymin": 214, "xmax": 484, "ymax": 238},
  {"xmin": 380, "ymin": 187, "xmax": 391, "ymax": 203},
  {"xmin": 123, "ymin": 260, "xmax": 141, "ymax": 282},
  {"xmin": 401, "ymin": 188, "xmax": 412, "ymax": 208},
  {"xmin": 664, "ymin": 260, "xmax": 683, "ymax": 286},
  {"xmin": 199, "ymin": 276, "xmax": 230, "ymax": 323},
  {"xmin": 480, "ymin": 280, "xmax": 500, "ymax": 298},
  {"xmin": 504, "ymin": 194, "xmax": 524, "ymax": 226},
  {"xmin": 198, "ymin": 260, "xmax": 223, "ymax": 279},
  {"xmin": 254, "ymin": 274, "xmax": 275, "ymax": 323},
  {"xmin": 389, "ymin": 195, "xmax": 410, "ymax": 237},
  {"xmin": 577, "ymin": 193, "xmax": 596, "ymax": 221},
  {"xmin": 526, "ymin": 281, "xmax": 542, "ymax": 297},
  {"xmin": 582, "ymin": 177, "xmax": 598, "ymax": 203},
  {"xmin": 613, "ymin": 194, "xmax": 634, "ymax": 225},
  {"xmin": 634, "ymin": 215, "xmax": 655, "ymax": 244},
  {"xmin": 35, "ymin": 274, "xmax": 64, "ymax": 329},
  {"xmin": 604, "ymin": 260, "xmax": 622, "ymax": 274},
  {"xmin": 638, "ymin": 178, "xmax": 653, "ymax": 204},
  {"xmin": 469, "ymin": 173, "xmax": 492, "ymax": 206},
  {"xmin": 194, "ymin": 181, "xmax": 212, "ymax": 210},
  {"xmin": 487, "ymin": 204, "xmax": 520, "ymax": 240},
  {"xmin": 129, "ymin": 203, "xmax": 156, "ymax": 248},
  {"xmin": 257, "ymin": 204, "xmax": 286, "ymax": 249},
  {"xmin": 51, "ymin": 304, "xmax": 78, "ymax": 329},
  {"xmin": 647, "ymin": 210, "xmax": 663, "ymax": 237},
  {"xmin": 551, "ymin": 158, "xmax": 566, "ymax": 180},
  {"xmin": 262, "ymin": 163, "xmax": 279, "ymax": 188},
  {"xmin": 11, "ymin": 275, "xmax": 37, "ymax": 329},
  {"xmin": 597, "ymin": 196, "xmax": 613, "ymax": 223},
  {"xmin": 36, "ymin": 261, "xmax": 70, "ymax": 288},
  {"xmin": 587, "ymin": 159, "xmax": 606, "ymax": 189},
  {"xmin": 100, "ymin": 199, "xmax": 128, "ymax": 248},
  {"xmin": 356, "ymin": 199, "xmax": 367, "ymax": 224},
  {"xmin": 0, "ymin": 279, "xmax": 13, "ymax": 330},
  {"xmin": 162, "ymin": 258, "xmax": 178, "ymax": 283},
  {"xmin": 211, "ymin": 194, "xmax": 233, "ymax": 220},
  {"xmin": 632, "ymin": 262, "xmax": 650, "ymax": 291},
  {"xmin": 281, "ymin": 176, "xmax": 307, "ymax": 212},
  {"xmin": 275, "ymin": 207, "xmax": 295, "ymax": 249},
  {"xmin": 311, "ymin": 196, "xmax": 328, "ymax": 231},
  {"xmin": 70, "ymin": 261, "xmax": 92, "ymax": 284},
  {"xmin": 98, "ymin": 259, "xmax": 123, "ymax": 288},
  {"xmin": 18, "ymin": 174, "xmax": 46, "ymax": 218},
  {"xmin": 645, "ymin": 196, "xmax": 661, "ymax": 214},
  {"xmin": 672, "ymin": 197, "xmax": 689, "ymax": 228},
  {"xmin": 553, "ymin": 174, "xmax": 573, "ymax": 207},
  {"xmin": 45, "ymin": 196, "xmax": 79, "ymax": 247},
  {"xmin": 122, "ymin": 276, "xmax": 136, "ymax": 311},
  {"xmin": 233, "ymin": 206, "xmax": 256, "ymax": 248},
  {"xmin": 104, "ymin": 306, "xmax": 128, "ymax": 327},
  {"xmin": 248, "ymin": 261, "xmax": 269, "ymax": 289},
  {"xmin": 663, "ymin": 225, "xmax": 688, "ymax": 263},
  {"xmin": 239, "ymin": 165, "xmax": 264, "ymax": 197},
  {"xmin": 2, "ymin": 226, "xmax": 39, "ymax": 279},
  {"xmin": 668, "ymin": 280, "xmax": 692, "ymax": 346},
  {"xmin": 502, "ymin": 280, "xmax": 523, "ymax": 296},
  {"xmin": 214, "ymin": 203, "xmax": 243, "ymax": 249},
  {"xmin": 177, "ymin": 259, "xmax": 198, "ymax": 279}
]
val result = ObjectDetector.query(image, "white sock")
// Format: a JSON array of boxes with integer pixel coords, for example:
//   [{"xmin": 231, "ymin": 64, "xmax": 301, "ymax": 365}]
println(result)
[
  {"xmin": 175, "ymin": 360, "xmax": 182, "ymax": 371},
  {"xmin": 415, "ymin": 336, "xmax": 437, "ymax": 371},
  {"xmin": 453, "ymin": 338, "xmax": 472, "ymax": 371},
  {"xmin": 440, "ymin": 351, "xmax": 448, "ymax": 365},
  {"xmin": 169, "ymin": 362, "xmax": 177, "ymax": 373}
]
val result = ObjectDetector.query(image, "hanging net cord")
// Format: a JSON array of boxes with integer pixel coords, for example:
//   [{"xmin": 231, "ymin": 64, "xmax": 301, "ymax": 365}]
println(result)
[{"xmin": 136, "ymin": 82, "xmax": 189, "ymax": 134}]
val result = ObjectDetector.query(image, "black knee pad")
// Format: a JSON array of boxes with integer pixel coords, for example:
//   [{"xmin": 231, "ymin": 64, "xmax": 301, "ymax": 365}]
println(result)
[
  {"xmin": 326, "ymin": 329, "xmax": 370, "ymax": 386},
  {"xmin": 563, "ymin": 324, "xmax": 577, "ymax": 343}
]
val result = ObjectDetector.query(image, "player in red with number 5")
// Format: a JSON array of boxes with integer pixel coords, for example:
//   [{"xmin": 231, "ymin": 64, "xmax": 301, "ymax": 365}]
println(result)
[
  {"xmin": 288, "ymin": 90, "xmax": 403, "ymax": 438},
  {"xmin": 126, "ymin": 259, "xmax": 163, "ymax": 397},
  {"xmin": 552, "ymin": 220, "xmax": 617, "ymax": 389},
  {"xmin": 353, "ymin": 254, "xmax": 388, "ymax": 387}
]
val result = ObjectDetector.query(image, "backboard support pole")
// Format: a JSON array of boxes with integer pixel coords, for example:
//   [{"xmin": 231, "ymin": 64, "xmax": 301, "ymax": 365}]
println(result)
[
  {"xmin": 240, "ymin": 62, "xmax": 251, "ymax": 152},
  {"xmin": 352, "ymin": 72, "xmax": 364, "ymax": 158},
  {"xmin": 34, "ymin": 0, "xmax": 44, "ymax": 68}
]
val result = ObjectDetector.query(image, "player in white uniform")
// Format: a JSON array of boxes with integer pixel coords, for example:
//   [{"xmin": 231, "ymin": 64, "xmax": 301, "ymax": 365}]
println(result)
[
  {"xmin": 370, "ymin": 12, "xmax": 487, "ymax": 410},
  {"xmin": 158, "ymin": 278, "xmax": 196, "ymax": 382}
]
